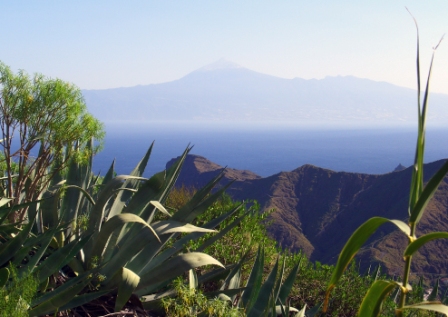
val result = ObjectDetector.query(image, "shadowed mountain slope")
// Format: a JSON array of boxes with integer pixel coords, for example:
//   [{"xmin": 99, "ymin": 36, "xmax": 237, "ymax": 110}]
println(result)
[{"xmin": 168, "ymin": 154, "xmax": 448, "ymax": 279}]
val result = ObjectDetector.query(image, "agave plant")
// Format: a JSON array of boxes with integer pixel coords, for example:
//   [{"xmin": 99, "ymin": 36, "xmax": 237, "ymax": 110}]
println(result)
[
  {"xmin": 323, "ymin": 15, "xmax": 448, "ymax": 317},
  {"xmin": 0, "ymin": 140, "xmax": 252, "ymax": 316},
  {"xmin": 210, "ymin": 246, "xmax": 305, "ymax": 317}
]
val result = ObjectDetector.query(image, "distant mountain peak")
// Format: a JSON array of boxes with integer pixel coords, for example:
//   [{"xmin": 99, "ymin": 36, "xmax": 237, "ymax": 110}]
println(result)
[{"xmin": 196, "ymin": 58, "xmax": 243, "ymax": 72}]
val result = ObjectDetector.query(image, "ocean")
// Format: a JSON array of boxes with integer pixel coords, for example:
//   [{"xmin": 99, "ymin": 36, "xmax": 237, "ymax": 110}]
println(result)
[{"xmin": 92, "ymin": 122, "xmax": 448, "ymax": 178}]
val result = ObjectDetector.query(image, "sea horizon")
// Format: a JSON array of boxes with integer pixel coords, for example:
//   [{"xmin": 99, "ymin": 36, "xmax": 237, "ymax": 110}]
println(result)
[{"xmin": 92, "ymin": 122, "xmax": 448, "ymax": 178}]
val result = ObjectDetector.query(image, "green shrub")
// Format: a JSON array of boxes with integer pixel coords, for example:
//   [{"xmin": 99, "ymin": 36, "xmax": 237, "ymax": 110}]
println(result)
[
  {"xmin": 0, "ymin": 264, "xmax": 38, "ymax": 317},
  {"xmin": 162, "ymin": 278, "xmax": 244, "ymax": 317}
]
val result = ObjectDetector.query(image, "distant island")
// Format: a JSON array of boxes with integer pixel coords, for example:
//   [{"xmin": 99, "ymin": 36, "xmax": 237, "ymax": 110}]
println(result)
[{"xmin": 83, "ymin": 58, "xmax": 448, "ymax": 126}]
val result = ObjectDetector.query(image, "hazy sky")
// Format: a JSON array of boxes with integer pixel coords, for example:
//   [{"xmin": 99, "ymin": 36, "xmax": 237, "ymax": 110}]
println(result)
[{"xmin": 2, "ymin": 1, "xmax": 448, "ymax": 93}]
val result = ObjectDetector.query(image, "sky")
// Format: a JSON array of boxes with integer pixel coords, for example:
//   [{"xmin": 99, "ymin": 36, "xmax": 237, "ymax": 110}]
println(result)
[{"xmin": 2, "ymin": 1, "xmax": 448, "ymax": 94}]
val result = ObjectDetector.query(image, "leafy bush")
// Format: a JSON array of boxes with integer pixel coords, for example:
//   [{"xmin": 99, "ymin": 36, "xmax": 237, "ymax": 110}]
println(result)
[
  {"xmin": 162, "ymin": 278, "xmax": 244, "ymax": 317},
  {"xmin": 0, "ymin": 264, "xmax": 38, "ymax": 317}
]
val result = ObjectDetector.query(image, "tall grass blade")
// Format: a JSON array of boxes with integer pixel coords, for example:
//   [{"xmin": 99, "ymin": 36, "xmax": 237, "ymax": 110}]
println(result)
[
  {"xmin": 324, "ymin": 218, "xmax": 409, "ymax": 311},
  {"xmin": 409, "ymin": 160, "xmax": 448, "ymax": 225},
  {"xmin": 402, "ymin": 303, "xmax": 448, "ymax": 315},
  {"xmin": 357, "ymin": 280, "xmax": 397, "ymax": 317},
  {"xmin": 404, "ymin": 232, "xmax": 448, "ymax": 257}
]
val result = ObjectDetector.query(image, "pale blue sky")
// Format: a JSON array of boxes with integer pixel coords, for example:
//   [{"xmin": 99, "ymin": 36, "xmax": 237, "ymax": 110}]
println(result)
[{"xmin": 2, "ymin": 1, "xmax": 448, "ymax": 93}]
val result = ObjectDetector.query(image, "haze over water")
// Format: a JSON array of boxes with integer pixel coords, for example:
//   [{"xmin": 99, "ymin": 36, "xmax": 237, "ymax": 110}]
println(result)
[{"xmin": 93, "ymin": 122, "xmax": 448, "ymax": 178}]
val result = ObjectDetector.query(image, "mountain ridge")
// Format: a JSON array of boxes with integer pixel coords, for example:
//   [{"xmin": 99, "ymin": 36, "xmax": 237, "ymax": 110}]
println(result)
[{"xmin": 168, "ymin": 154, "xmax": 448, "ymax": 280}]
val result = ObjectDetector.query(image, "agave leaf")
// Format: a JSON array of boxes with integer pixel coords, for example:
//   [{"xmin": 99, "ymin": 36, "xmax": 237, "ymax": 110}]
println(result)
[
  {"xmin": 11, "ymin": 229, "xmax": 60, "ymax": 266},
  {"xmin": 88, "ymin": 175, "xmax": 147, "ymax": 233},
  {"xmin": 297, "ymin": 304, "xmax": 307, "ymax": 317},
  {"xmin": 409, "ymin": 160, "xmax": 448, "ymax": 225},
  {"xmin": 0, "ymin": 209, "xmax": 37, "ymax": 266},
  {"xmin": 83, "ymin": 175, "xmax": 147, "ymax": 257},
  {"xmin": 113, "ymin": 149, "xmax": 190, "ymax": 251},
  {"xmin": 170, "ymin": 167, "xmax": 226, "ymax": 223},
  {"xmin": 274, "ymin": 257, "xmax": 287, "ymax": 303},
  {"xmin": 189, "ymin": 269, "xmax": 198, "ymax": 290},
  {"xmin": 102, "ymin": 159, "xmax": 115, "ymax": 186},
  {"xmin": 126, "ymin": 146, "xmax": 191, "ymax": 225},
  {"xmin": 276, "ymin": 305, "xmax": 301, "ymax": 316},
  {"xmin": 150, "ymin": 200, "xmax": 171, "ymax": 217},
  {"xmin": 39, "ymin": 183, "xmax": 65, "ymax": 232},
  {"xmin": 278, "ymin": 257, "xmax": 302, "ymax": 305},
  {"xmin": 247, "ymin": 257, "xmax": 279, "ymax": 317},
  {"xmin": 57, "ymin": 289, "xmax": 110, "ymax": 313},
  {"xmin": 129, "ymin": 218, "xmax": 222, "ymax": 274},
  {"xmin": 0, "ymin": 223, "xmax": 20, "ymax": 235},
  {"xmin": 220, "ymin": 249, "xmax": 250, "ymax": 291},
  {"xmin": 305, "ymin": 303, "xmax": 322, "ymax": 317},
  {"xmin": 29, "ymin": 274, "xmax": 92, "ymax": 316},
  {"xmin": 105, "ymin": 267, "xmax": 141, "ymax": 312},
  {"xmin": 428, "ymin": 279, "xmax": 439, "ymax": 302},
  {"xmin": 89, "ymin": 213, "xmax": 160, "ymax": 263},
  {"xmin": 152, "ymin": 220, "xmax": 217, "ymax": 235},
  {"xmin": 126, "ymin": 220, "xmax": 217, "ymax": 274},
  {"xmin": 0, "ymin": 197, "xmax": 12, "ymax": 208},
  {"xmin": 100, "ymin": 225, "xmax": 161, "ymax": 278},
  {"xmin": 228, "ymin": 269, "xmax": 242, "ymax": 299},
  {"xmin": 324, "ymin": 217, "xmax": 409, "ymax": 312},
  {"xmin": 357, "ymin": 280, "xmax": 397, "ymax": 317},
  {"xmin": 59, "ymin": 154, "xmax": 86, "ymax": 237},
  {"xmin": 217, "ymin": 293, "xmax": 232, "ymax": 302},
  {"xmin": 402, "ymin": 302, "xmax": 448, "ymax": 315},
  {"xmin": 404, "ymin": 232, "xmax": 448, "ymax": 257},
  {"xmin": 112, "ymin": 172, "xmax": 170, "ymax": 249},
  {"xmin": 126, "ymin": 170, "xmax": 230, "ymax": 277},
  {"xmin": 0, "ymin": 198, "xmax": 42, "ymax": 227},
  {"xmin": 138, "ymin": 206, "xmax": 242, "ymax": 278},
  {"xmin": 159, "ymin": 146, "xmax": 191, "ymax": 200},
  {"xmin": 63, "ymin": 185, "xmax": 96, "ymax": 207},
  {"xmin": 241, "ymin": 247, "xmax": 264, "ymax": 310},
  {"xmin": 106, "ymin": 143, "xmax": 153, "ymax": 220},
  {"xmin": 16, "ymin": 227, "xmax": 59, "ymax": 278},
  {"xmin": 136, "ymin": 252, "xmax": 224, "ymax": 292},
  {"xmin": 34, "ymin": 234, "xmax": 92, "ymax": 283},
  {"xmin": 141, "ymin": 288, "xmax": 177, "ymax": 303}
]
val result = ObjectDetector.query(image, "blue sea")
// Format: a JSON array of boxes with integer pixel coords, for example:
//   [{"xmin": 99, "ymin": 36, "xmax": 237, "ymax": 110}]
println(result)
[{"xmin": 92, "ymin": 122, "xmax": 448, "ymax": 178}]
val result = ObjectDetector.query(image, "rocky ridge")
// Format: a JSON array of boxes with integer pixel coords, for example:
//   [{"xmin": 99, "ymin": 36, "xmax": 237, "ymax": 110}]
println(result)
[{"xmin": 168, "ymin": 154, "xmax": 448, "ymax": 280}]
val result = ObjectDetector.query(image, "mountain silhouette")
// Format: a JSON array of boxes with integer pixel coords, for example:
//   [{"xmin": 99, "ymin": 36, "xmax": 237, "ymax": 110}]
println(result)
[{"xmin": 83, "ymin": 59, "xmax": 448, "ymax": 125}]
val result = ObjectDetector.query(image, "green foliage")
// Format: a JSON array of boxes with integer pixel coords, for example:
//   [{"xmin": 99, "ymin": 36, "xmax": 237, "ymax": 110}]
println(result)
[
  {"xmin": 0, "ymin": 264, "xmax": 38, "ymax": 317},
  {"xmin": 0, "ymin": 61, "xmax": 104, "ymax": 222},
  {"xmin": 162, "ymin": 278, "xmax": 244, "ymax": 317}
]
